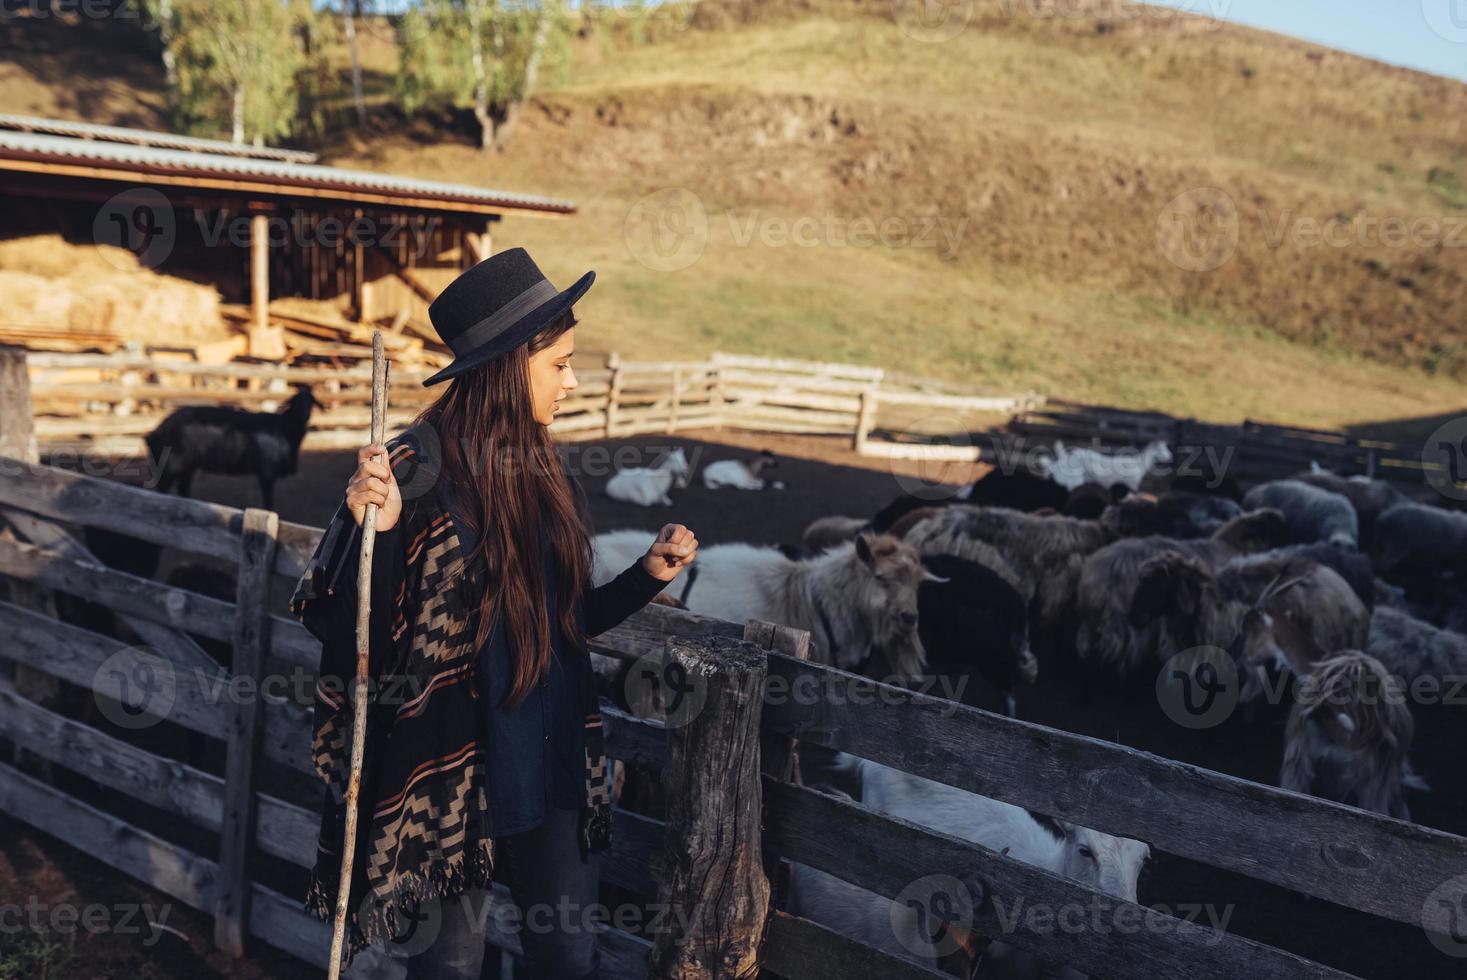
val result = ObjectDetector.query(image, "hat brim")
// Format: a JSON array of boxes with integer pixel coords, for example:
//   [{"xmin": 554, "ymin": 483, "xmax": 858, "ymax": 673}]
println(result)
[{"xmin": 422, "ymin": 269, "xmax": 594, "ymax": 387}]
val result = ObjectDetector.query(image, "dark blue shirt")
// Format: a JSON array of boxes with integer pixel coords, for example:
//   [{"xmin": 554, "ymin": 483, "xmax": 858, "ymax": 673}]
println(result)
[{"xmin": 452, "ymin": 508, "xmax": 667, "ymax": 838}]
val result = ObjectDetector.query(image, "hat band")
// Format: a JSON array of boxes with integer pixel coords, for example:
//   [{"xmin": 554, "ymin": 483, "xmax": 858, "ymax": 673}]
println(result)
[{"xmin": 450, "ymin": 278, "xmax": 560, "ymax": 356}]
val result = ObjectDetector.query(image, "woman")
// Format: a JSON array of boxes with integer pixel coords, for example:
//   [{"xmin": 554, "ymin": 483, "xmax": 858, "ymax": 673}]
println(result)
[{"xmin": 289, "ymin": 248, "xmax": 697, "ymax": 979}]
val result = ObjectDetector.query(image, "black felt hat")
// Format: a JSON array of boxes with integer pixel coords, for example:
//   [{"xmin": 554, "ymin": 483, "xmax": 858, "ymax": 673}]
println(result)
[{"xmin": 421, "ymin": 247, "xmax": 594, "ymax": 386}]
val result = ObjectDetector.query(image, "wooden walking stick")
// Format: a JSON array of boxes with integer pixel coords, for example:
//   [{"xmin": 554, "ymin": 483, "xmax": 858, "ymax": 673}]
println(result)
[{"xmin": 328, "ymin": 331, "xmax": 387, "ymax": 979}]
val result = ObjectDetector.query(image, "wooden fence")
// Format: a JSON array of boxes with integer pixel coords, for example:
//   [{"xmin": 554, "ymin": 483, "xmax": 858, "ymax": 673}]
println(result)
[
  {"xmin": 23, "ymin": 348, "xmax": 1038, "ymax": 458},
  {"xmin": 3, "ymin": 350, "xmax": 1467, "ymax": 977},
  {"xmin": 1004, "ymin": 398, "xmax": 1446, "ymax": 487}
]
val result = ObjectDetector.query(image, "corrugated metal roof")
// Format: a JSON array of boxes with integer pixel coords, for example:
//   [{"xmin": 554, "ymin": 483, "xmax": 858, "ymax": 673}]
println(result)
[
  {"xmin": 0, "ymin": 113, "xmax": 319, "ymax": 163},
  {"xmin": 0, "ymin": 124, "xmax": 576, "ymax": 215}
]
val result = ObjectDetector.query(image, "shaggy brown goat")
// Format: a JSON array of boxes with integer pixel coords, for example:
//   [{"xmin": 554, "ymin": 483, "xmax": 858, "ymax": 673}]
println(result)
[{"xmin": 1281, "ymin": 651, "xmax": 1425, "ymax": 819}]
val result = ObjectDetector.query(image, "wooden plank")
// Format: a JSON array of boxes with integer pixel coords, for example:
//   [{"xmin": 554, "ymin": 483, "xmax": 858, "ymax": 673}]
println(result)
[
  {"xmin": 648, "ymin": 635, "xmax": 770, "ymax": 979},
  {"xmin": 601, "ymin": 702, "xmax": 670, "ymax": 771},
  {"xmin": 762, "ymin": 910, "xmax": 948, "ymax": 980},
  {"xmin": 0, "ymin": 759, "xmax": 405, "ymax": 979},
  {"xmin": 605, "ymin": 806, "xmax": 665, "ymax": 898},
  {"xmin": 0, "ymin": 456, "xmax": 321, "ymax": 580},
  {"xmin": 0, "ymin": 679, "xmax": 314, "ymax": 868},
  {"xmin": 761, "ymin": 656, "xmax": 1467, "ymax": 929},
  {"xmin": 0, "ymin": 531, "xmax": 225, "ymax": 673},
  {"xmin": 763, "ymin": 779, "xmax": 1359, "ymax": 980},
  {"xmin": 0, "ymin": 599, "xmax": 315, "ymax": 775},
  {"xmin": 214, "ymin": 507, "xmax": 277, "ymax": 955}
]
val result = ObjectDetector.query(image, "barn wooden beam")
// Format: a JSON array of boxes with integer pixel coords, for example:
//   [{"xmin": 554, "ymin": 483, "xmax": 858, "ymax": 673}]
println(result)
[{"xmin": 248, "ymin": 204, "xmax": 286, "ymax": 360}]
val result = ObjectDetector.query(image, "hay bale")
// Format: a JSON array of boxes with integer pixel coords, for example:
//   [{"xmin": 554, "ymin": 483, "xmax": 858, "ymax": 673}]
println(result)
[{"xmin": 0, "ymin": 234, "xmax": 228, "ymax": 348}]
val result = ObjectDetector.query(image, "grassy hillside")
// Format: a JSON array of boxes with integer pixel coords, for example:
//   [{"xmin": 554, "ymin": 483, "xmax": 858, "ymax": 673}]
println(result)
[{"xmin": 4, "ymin": 2, "xmax": 1466, "ymax": 428}]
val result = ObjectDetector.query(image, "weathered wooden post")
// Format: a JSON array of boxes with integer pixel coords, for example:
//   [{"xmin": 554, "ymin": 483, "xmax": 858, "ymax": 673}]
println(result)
[
  {"xmin": 213, "ymin": 506, "xmax": 278, "ymax": 956},
  {"xmin": 605, "ymin": 351, "xmax": 623, "ymax": 439},
  {"xmin": 0, "ymin": 346, "xmax": 59, "ymax": 772},
  {"xmin": 744, "ymin": 621, "xmax": 810, "ymax": 904},
  {"xmin": 853, "ymin": 386, "xmax": 878, "ymax": 453},
  {"xmin": 649, "ymin": 634, "xmax": 771, "ymax": 980}
]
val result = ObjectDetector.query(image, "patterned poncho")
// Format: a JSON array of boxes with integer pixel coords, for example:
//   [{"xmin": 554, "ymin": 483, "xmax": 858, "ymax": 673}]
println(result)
[{"xmin": 288, "ymin": 424, "xmax": 613, "ymax": 964}]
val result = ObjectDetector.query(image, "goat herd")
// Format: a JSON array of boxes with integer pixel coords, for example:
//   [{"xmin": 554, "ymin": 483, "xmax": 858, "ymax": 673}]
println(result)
[{"xmin": 590, "ymin": 439, "xmax": 1467, "ymax": 977}]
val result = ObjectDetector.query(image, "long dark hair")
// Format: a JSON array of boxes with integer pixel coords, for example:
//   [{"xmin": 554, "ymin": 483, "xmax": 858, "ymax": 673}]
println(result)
[{"xmin": 413, "ymin": 308, "xmax": 593, "ymax": 710}]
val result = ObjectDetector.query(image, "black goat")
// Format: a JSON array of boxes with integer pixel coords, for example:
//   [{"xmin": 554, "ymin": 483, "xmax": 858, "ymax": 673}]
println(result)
[
  {"xmin": 145, "ymin": 385, "xmax": 316, "ymax": 511},
  {"xmin": 913, "ymin": 553, "xmax": 1037, "ymax": 717}
]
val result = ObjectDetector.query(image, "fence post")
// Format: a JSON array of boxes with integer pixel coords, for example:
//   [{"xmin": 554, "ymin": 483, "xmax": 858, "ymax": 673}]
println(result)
[
  {"xmin": 853, "ymin": 386, "xmax": 878, "ymax": 453},
  {"xmin": 648, "ymin": 634, "xmax": 770, "ymax": 980},
  {"xmin": 744, "ymin": 621, "xmax": 810, "ymax": 908},
  {"xmin": 668, "ymin": 365, "xmax": 682, "ymax": 434},
  {"xmin": 0, "ymin": 346, "xmax": 60, "ymax": 775},
  {"xmin": 605, "ymin": 351, "xmax": 622, "ymax": 439},
  {"xmin": 214, "ymin": 506, "xmax": 278, "ymax": 956}
]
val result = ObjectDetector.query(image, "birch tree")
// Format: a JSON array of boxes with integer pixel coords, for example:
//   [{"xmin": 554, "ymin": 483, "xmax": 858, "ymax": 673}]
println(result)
[{"xmin": 396, "ymin": 0, "xmax": 572, "ymax": 152}]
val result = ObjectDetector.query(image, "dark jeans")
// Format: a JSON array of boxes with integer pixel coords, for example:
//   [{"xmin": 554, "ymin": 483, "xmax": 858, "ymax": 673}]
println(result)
[{"xmin": 402, "ymin": 806, "xmax": 602, "ymax": 980}]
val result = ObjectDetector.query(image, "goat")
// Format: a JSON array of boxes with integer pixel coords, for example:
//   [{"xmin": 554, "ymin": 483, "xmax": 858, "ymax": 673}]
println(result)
[
  {"xmin": 790, "ymin": 756, "xmax": 1149, "ymax": 977},
  {"xmin": 800, "ymin": 515, "xmax": 870, "ymax": 556},
  {"xmin": 908, "ymin": 553, "xmax": 1037, "ymax": 717},
  {"xmin": 953, "ymin": 468, "xmax": 1070, "ymax": 513},
  {"xmin": 900, "ymin": 505, "xmax": 1113, "ymax": 607},
  {"xmin": 1366, "ymin": 605, "xmax": 1467, "ymax": 684},
  {"xmin": 1281, "ymin": 651, "xmax": 1425, "ymax": 819},
  {"xmin": 1293, "ymin": 468, "xmax": 1405, "ymax": 551},
  {"xmin": 1100, "ymin": 491, "xmax": 1244, "ymax": 540},
  {"xmin": 604, "ymin": 447, "xmax": 690, "ymax": 506},
  {"xmin": 701, "ymin": 449, "xmax": 780, "ymax": 489},
  {"xmin": 1076, "ymin": 542, "xmax": 1367, "ymax": 692},
  {"xmin": 1372, "ymin": 502, "xmax": 1467, "ymax": 580},
  {"xmin": 145, "ymin": 385, "xmax": 316, "ymax": 511},
  {"xmin": 1062, "ymin": 482, "xmax": 1130, "ymax": 519},
  {"xmin": 593, "ymin": 529, "xmax": 940, "ymax": 678},
  {"xmin": 1261, "ymin": 542, "xmax": 1376, "ymax": 610},
  {"xmin": 1037, "ymin": 439, "xmax": 1173, "ymax": 493},
  {"xmin": 1241, "ymin": 480, "xmax": 1359, "ymax": 549}
]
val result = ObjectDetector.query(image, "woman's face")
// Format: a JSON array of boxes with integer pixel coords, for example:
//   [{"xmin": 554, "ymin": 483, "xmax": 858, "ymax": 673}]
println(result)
[{"xmin": 526, "ymin": 326, "xmax": 578, "ymax": 426}]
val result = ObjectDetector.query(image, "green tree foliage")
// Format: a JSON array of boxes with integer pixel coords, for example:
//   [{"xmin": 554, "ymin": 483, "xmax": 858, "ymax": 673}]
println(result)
[
  {"xmin": 135, "ymin": 0, "xmax": 326, "ymax": 146},
  {"xmin": 395, "ymin": 0, "xmax": 575, "ymax": 150}
]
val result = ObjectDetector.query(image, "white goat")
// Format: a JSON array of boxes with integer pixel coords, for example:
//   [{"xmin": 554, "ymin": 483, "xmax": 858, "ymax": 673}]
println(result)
[
  {"xmin": 701, "ymin": 449, "xmax": 779, "ymax": 490},
  {"xmin": 604, "ymin": 447, "xmax": 690, "ymax": 506},
  {"xmin": 593, "ymin": 529, "xmax": 939, "ymax": 677},
  {"xmin": 1037, "ymin": 440, "xmax": 1173, "ymax": 492},
  {"xmin": 788, "ymin": 756, "xmax": 1150, "ymax": 977}
]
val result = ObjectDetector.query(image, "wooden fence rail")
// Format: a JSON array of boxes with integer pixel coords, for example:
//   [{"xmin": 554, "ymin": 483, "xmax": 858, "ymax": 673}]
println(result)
[{"xmin": 24, "ymin": 348, "xmax": 1036, "ymax": 457}]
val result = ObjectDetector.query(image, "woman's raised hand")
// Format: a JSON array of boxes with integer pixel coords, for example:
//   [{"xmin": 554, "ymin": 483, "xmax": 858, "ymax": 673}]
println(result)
[
  {"xmin": 642, "ymin": 523, "xmax": 698, "ymax": 582},
  {"xmin": 346, "ymin": 443, "xmax": 403, "ymax": 531}
]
